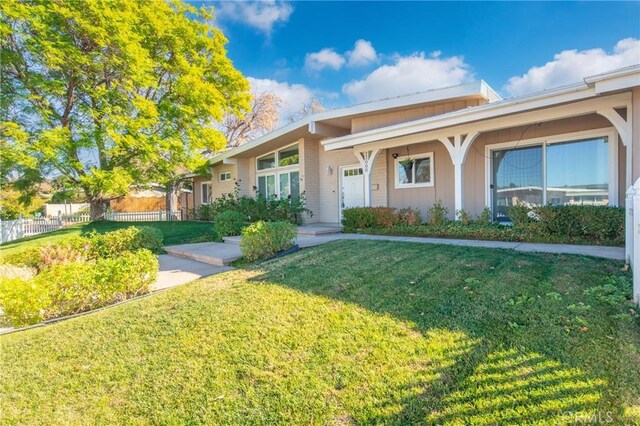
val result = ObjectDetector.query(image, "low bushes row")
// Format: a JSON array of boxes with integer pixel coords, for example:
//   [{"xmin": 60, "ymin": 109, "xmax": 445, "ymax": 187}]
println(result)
[
  {"xmin": 508, "ymin": 204, "xmax": 624, "ymax": 245},
  {"xmin": 196, "ymin": 183, "xmax": 312, "ymax": 225},
  {"xmin": 240, "ymin": 221, "xmax": 297, "ymax": 261},
  {"xmin": 0, "ymin": 250, "xmax": 158, "ymax": 326},
  {"xmin": 0, "ymin": 226, "xmax": 162, "ymax": 327},
  {"xmin": 342, "ymin": 203, "xmax": 624, "ymax": 246}
]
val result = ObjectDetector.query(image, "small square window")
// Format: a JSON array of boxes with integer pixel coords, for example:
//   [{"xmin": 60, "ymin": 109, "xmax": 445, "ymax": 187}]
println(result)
[
  {"xmin": 278, "ymin": 144, "xmax": 299, "ymax": 167},
  {"xmin": 257, "ymin": 152, "xmax": 276, "ymax": 170},
  {"xmin": 219, "ymin": 172, "xmax": 232, "ymax": 182},
  {"xmin": 395, "ymin": 153, "xmax": 434, "ymax": 189}
]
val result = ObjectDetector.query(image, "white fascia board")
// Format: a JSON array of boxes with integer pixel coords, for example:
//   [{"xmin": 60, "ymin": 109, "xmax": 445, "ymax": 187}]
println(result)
[
  {"xmin": 592, "ymin": 74, "xmax": 640, "ymax": 94},
  {"xmin": 322, "ymin": 83, "xmax": 598, "ymax": 150}
]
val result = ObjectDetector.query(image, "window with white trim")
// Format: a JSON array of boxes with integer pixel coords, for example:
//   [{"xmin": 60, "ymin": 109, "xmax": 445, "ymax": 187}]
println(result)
[
  {"xmin": 219, "ymin": 172, "xmax": 232, "ymax": 182},
  {"xmin": 256, "ymin": 143, "xmax": 300, "ymax": 199},
  {"xmin": 201, "ymin": 182, "xmax": 212, "ymax": 204},
  {"xmin": 395, "ymin": 153, "xmax": 434, "ymax": 188}
]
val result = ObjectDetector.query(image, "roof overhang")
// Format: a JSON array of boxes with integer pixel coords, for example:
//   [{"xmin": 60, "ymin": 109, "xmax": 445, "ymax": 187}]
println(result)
[{"xmin": 322, "ymin": 65, "xmax": 640, "ymax": 151}]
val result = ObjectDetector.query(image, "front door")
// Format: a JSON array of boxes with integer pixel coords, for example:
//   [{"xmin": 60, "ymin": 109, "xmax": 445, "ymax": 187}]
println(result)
[{"xmin": 340, "ymin": 166, "xmax": 365, "ymax": 216}]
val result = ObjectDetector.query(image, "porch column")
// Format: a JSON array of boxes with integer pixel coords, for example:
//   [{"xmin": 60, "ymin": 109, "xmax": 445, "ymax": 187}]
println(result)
[
  {"xmin": 597, "ymin": 106, "xmax": 632, "ymax": 188},
  {"xmin": 633, "ymin": 178, "xmax": 640, "ymax": 303},
  {"xmin": 627, "ymin": 185, "xmax": 635, "ymax": 265},
  {"xmin": 439, "ymin": 132, "xmax": 480, "ymax": 215},
  {"xmin": 354, "ymin": 149, "xmax": 381, "ymax": 207}
]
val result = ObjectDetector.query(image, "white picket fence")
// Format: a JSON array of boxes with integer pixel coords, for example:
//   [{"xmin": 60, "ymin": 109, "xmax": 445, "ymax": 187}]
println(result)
[
  {"xmin": 627, "ymin": 178, "xmax": 640, "ymax": 304},
  {"xmin": 103, "ymin": 210, "xmax": 183, "ymax": 222},
  {"xmin": 0, "ymin": 210, "xmax": 184, "ymax": 244}
]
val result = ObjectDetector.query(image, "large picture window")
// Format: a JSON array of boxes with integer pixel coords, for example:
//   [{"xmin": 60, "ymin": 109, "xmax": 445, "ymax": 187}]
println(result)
[
  {"xmin": 395, "ymin": 153, "xmax": 434, "ymax": 188},
  {"xmin": 256, "ymin": 143, "xmax": 300, "ymax": 199},
  {"xmin": 491, "ymin": 135, "xmax": 611, "ymax": 221}
]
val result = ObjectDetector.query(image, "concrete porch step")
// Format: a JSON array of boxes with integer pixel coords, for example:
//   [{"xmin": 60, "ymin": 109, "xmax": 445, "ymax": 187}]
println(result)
[
  {"xmin": 164, "ymin": 242, "xmax": 242, "ymax": 266},
  {"xmin": 297, "ymin": 223, "xmax": 343, "ymax": 236}
]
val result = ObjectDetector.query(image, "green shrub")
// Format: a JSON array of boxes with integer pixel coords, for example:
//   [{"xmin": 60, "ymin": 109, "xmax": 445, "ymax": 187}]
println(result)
[
  {"xmin": 195, "ymin": 182, "xmax": 312, "ymax": 224},
  {"xmin": 0, "ymin": 277, "xmax": 51, "ymax": 326},
  {"xmin": 397, "ymin": 208, "xmax": 422, "ymax": 226},
  {"xmin": 88, "ymin": 226, "xmax": 163, "ymax": 257},
  {"xmin": 508, "ymin": 204, "xmax": 624, "ymax": 244},
  {"xmin": 428, "ymin": 201, "xmax": 449, "ymax": 225},
  {"xmin": 342, "ymin": 207, "xmax": 398, "ymax": 229},
  {"xmin": 1, "ymin": 246, "xmax": 44, "ymax": 269},
  {"xmin": 240, "ymin": 221, "xmax": 297, "ymax": 261},
  {"xmin": 476, "ymin": 207, "xmax": 492, "ymax": 225},
  {"xmin": 507, "ymin": 204, "xmax": 534, "ymax": 228},
  {"xmin": 0, "ymin": 249, "xmax": 158, "ymax": 327},
  {"xmin": 216, "ymin": 210, "xmax": 247, "ymax": 238},
  {"xmin": 456, "ymin": 209, "xmax": 472, "ymax": 225}
]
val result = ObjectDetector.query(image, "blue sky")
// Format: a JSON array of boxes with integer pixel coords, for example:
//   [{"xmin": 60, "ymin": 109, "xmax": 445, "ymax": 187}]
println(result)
[{"xmin": 196, "ymin": 1, "xmax": 640, "ymax": 121}]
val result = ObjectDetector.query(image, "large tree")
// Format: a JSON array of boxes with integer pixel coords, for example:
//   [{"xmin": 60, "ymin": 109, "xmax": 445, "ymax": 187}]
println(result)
[
  {"xmin": 221, "ymin": 91, "xmax": 281, "ymax": 148},
  {"xmin": 0, "ymin": 0, "xmax": 250, "ymax": 218}
]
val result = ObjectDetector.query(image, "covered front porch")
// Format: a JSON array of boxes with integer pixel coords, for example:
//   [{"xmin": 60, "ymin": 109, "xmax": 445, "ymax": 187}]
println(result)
[{"xmin": 330, "ymin": 90, "xmax": 634, "ymax": 222}]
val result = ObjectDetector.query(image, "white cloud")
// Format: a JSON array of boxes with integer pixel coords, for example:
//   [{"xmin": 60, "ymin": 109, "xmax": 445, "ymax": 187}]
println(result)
[
  {"xmin": 216, "ymin": 1, "xmax": 293, "ymax": 35},
  {"xmin": 248, "ymin": 77, "xmax": 314, "ymax": 123},
  {"xmin": 346, "ymin": 39, "xmax": 378, "ymax": 67},
  {"xmin": 342, "ymin": 52, "xmax": 473, "ymax": 103},
  {"xmin": 505, "ymin": 38, "xmax": 640, "ymax": 97},
  {"xmin": 304, "ymin": 48, "xmax": 345, "ymax": 72}
]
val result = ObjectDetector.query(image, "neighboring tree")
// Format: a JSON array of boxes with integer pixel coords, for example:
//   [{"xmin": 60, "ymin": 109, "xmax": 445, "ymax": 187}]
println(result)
[
  {"xmin": 221, "ymin": 91, "xmax": 282, "ymax": 148},
  {"xmin": 286, "ymin": 97, "xmax": 324, "ymax": 124},
  {"xmin": 0, "ymin": 0, "xmax": 250, "ymax": 219},
  {"xmin": 0, "ymin": 188, "xmax": 47, "ymax": 220}
]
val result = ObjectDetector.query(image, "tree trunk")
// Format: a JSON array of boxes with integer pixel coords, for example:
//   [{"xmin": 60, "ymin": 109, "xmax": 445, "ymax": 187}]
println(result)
[
  {"xmin": 165, "ymin": 182, "xmax": 179, "ymax": 219},
  {"xmin": 89, "ymin": 198, "xmax": 108, "ymax": 220}
]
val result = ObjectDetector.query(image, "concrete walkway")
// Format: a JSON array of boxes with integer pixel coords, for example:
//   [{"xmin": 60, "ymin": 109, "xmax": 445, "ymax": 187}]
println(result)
[{"xmin": 153, "ymin": 254, "xmax": 233, "ymax": 291}]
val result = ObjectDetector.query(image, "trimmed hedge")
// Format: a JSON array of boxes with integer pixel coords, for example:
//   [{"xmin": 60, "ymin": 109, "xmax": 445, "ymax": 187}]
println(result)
[
  {"xmin": 0, "ymin": 250, "xmax": 158, "ymax": 327},
  {"xmin": 240, "ymin": 221, "xmax": 297, "ymax": 261},
  {"xmin": 342, "ymin": 205, "xmax": 624, "ymax": 246},
  {"xmin": 508, "ymin": 204, "xmax": 624, "ymax": 245}
]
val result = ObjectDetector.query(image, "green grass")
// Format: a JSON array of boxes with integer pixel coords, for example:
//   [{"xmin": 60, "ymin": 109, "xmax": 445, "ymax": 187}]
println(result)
[
  {"xmin": 0, "ymin": 220, "xmax": 217, "ymax": 255},
  {"xmin": 2, "ymin": 240, "xmax": 639, "ymax": 424}
]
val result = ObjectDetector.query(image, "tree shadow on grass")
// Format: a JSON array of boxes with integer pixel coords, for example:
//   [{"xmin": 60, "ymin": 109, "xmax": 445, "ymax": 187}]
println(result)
[{"xmin": 246, "ymin": 239, "xmax": 627, "ymax": 424}]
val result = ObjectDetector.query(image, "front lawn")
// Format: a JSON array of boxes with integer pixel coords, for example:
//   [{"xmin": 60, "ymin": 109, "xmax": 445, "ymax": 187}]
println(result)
[
  {"xmin": 2, "ymin": 241, "xmax": 639, "ymax": 424},
  {"xmin": 0, "ymin": 220, "xmax": 217, "ymax": 255}
]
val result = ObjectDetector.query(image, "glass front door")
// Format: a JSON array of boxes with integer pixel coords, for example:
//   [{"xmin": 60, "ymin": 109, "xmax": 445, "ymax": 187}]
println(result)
[{"xmin": 492, "ymin": 145, "xmax": 543, "ymax": 221}]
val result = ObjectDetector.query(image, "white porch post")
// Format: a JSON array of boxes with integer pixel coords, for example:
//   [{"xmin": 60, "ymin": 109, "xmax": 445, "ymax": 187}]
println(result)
[
  {"xmin": 354, "ymin": 149, "xmax": 380, "ymax": 207},
  {"xmin": 633, "ymin": 178, "xmax": 640, "ymax": 303},
  {"xmin": 439, "ymin": 132, "xmax": 480, "ymax": 216},
  {"xmin": 627, "ymin": 185, "xmax": 635, "ymax": 265}
]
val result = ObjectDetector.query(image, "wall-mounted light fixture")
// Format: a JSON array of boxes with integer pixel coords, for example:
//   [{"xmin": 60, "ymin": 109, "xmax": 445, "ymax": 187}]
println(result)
[
  {"xmin": 326, "ymin": 165, "xmax": 333, "ymax": 175},
  {"xmin": 392, "ymin": 153, "xmax": 399, "ymax": 159}
]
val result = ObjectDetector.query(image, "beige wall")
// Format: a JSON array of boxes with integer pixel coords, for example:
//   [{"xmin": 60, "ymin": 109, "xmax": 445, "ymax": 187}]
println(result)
[
  {"xmin": 386, "ymin": 142, "xmax": 454, "ymax": 219},
  {"xmin": 351, "ymin": 99, "xmax": 482, "ymax": 133},
  {"xmin": 211, "ymin": 164, "xmax": 237, "ymax": 199},
  {"xmin": 301, "ymin": 139, "xmax": 320, "ymax": 223}
]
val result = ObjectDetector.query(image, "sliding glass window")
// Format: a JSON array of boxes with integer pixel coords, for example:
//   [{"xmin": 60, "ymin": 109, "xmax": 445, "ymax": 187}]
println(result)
[{"xmin": 491, "ymin": 136, "xmax": 610, "ymax": 221}]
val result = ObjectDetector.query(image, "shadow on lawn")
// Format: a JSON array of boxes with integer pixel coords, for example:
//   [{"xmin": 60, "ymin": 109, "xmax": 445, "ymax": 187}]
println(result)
[{"xmin": 247, "ymin": 239, "xmax": 619, "ymax": 425}]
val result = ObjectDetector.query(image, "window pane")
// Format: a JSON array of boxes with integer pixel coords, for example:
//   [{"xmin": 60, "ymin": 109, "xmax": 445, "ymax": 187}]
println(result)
[
  {"xmin": 279, "ymin": 173, "xmax": 289, "ymax": 198},
  {"xmin": 257, "ymin": 153, "xmax": 276, "ymax": 170},
  {"xmin": 414, "ymin": 157, "xmax": 431, "ymax": 183},
  {"xmin": 546, "ymin": 137, "xmax": 608, "ymax": 205},
  {"xmin": 267, "ymin": 175, "xmax": 276, "ymax": 197},
  {"xmin": 278, "ymin": 145, "xmax": 299, "ymax": 167},
  {"xmin": 290, "ymin": 171, "xmax": 300, "ymax": 198},
  {"xmin": 492, "ymin": 146, "xmax": 543, "ymax": 221},
  {"xmin": 397, "ymin": 161, "xmax": 413, "ymax": 184},
  {"xmin": 257, "ymin": 176, "xmax": 267, "ymax": 198}
]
